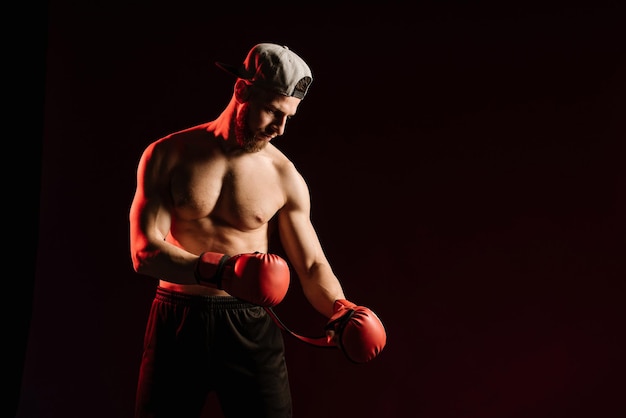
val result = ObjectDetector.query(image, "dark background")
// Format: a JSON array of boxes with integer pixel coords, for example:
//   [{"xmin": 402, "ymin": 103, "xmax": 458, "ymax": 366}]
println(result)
[{"xmin": 13, "ymin": 1, "xmax": 625, "ymax": 417}]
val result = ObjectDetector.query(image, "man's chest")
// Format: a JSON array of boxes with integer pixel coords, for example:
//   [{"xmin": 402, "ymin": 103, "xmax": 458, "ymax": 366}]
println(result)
[{"xmin": 170, "ymin": 162, "xmax": 285, "ymax": 230}]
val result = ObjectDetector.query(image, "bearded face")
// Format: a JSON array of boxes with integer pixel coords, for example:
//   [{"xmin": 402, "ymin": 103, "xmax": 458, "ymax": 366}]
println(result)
[{"xmin": 234, "ymin": 101, "xmax": 267, "ymax": 153}]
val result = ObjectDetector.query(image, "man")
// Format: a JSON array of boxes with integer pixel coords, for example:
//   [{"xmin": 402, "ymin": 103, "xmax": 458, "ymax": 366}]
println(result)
[{"xmin": 129, "ymin": 43, "xmax": 384, "ymax": 418}]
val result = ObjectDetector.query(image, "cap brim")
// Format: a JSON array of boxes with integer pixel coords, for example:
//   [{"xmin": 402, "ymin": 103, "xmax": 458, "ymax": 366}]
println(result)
[{"xmin": 215, "ymin": 61, "xmax": 243, "ymax": 78}]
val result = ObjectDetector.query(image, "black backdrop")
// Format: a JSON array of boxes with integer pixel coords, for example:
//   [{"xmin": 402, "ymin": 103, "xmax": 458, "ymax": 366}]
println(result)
[{"xmin": 14, "ymin": 2, "xmax": 625, "ymax": 418}]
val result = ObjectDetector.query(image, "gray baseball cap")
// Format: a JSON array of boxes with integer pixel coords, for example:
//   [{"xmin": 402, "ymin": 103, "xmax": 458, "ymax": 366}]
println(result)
[{"xmin": 216, "ymin": 43, "xmax": 313, "ymax": 99}]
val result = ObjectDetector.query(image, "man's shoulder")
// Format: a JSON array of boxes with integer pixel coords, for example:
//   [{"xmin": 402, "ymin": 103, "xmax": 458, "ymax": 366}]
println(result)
[
  {"xmin": 151, "ymin": 123, "xmax": 214, "ymax": 147},
  {"xmin": 168, "ymin": 122, "xmax": 212, "ymax": 140},
  {"xmin": 144, "ymin": 123, "xmax": 217, "ymax": 161},
  {"xmin": 266, "ymin": 144, "xmax": 297, "ymax": 171}
]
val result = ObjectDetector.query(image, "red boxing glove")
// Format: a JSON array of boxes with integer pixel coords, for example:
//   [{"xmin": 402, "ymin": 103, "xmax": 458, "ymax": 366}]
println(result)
[
  {"xmin": 195, "ymin": 251, "xmax": 290, "ymax": 307},
  {"xmin": 325, "ymin": 299, "xmax": 387, "ymax": 363}
]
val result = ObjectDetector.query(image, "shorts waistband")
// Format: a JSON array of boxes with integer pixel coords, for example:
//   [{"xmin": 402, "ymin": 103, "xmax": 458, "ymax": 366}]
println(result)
[{"xmin": 155, "ymin": 286, "xmax": 256, "ymax": 310}]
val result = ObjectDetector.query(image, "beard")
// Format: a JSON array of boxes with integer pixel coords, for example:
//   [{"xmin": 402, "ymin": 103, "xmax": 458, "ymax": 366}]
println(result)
[{"xmin": 235, "ymin": 103, "xmax": 268, "ymax": 153}]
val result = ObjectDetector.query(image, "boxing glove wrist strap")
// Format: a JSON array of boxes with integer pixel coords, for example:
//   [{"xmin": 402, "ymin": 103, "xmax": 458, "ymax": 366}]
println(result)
[
  {"xmin": 194, "ymin": 253, "xmax": 231, "ymax": 288},
  {"xmin": 264, "ymin": 307, "xmax": 336, "ymax": 348},
  {"xmin": 323, "ymin": 309, "xmax": 355, "ymax": 332}
]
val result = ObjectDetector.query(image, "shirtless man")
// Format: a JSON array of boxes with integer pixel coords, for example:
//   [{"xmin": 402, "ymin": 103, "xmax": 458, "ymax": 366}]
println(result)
[{"xmin": 129, "ymin": 43, "xmax": 384, "ymax": 418}]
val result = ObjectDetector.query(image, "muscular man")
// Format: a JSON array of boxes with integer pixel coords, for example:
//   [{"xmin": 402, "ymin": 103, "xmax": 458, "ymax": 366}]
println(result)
[{"xmin": 129, "ymin": 43, "xmax": 383, "ymax": 418}]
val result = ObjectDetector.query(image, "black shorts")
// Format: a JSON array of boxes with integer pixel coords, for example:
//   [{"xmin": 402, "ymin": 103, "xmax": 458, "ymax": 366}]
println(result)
[{"xmin": 135, "ymin": 287, "xmax": 292, "ymax": 418}]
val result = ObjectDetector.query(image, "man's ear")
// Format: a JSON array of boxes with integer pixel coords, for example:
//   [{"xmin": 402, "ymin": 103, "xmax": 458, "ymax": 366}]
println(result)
[{"xmin": 234, "ymin": 79, "xmax": 250, "ymax": 103}]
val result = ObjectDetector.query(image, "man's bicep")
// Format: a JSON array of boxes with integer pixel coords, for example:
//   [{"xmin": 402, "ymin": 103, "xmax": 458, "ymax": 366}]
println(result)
[
  {"xmin": 129, "ymin": 146, "xmax": 172, "ymax": 249},
  {"xmin": 278, "ymin": 165, "xmax": 328, "ymax": 274},
  {"xmin": 278, "ymin": 207, "xmax": 327, "ymax": 279},
  {"xmin": 130, "ymin": 193, "xmax": 170, "ymax": 243}
]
